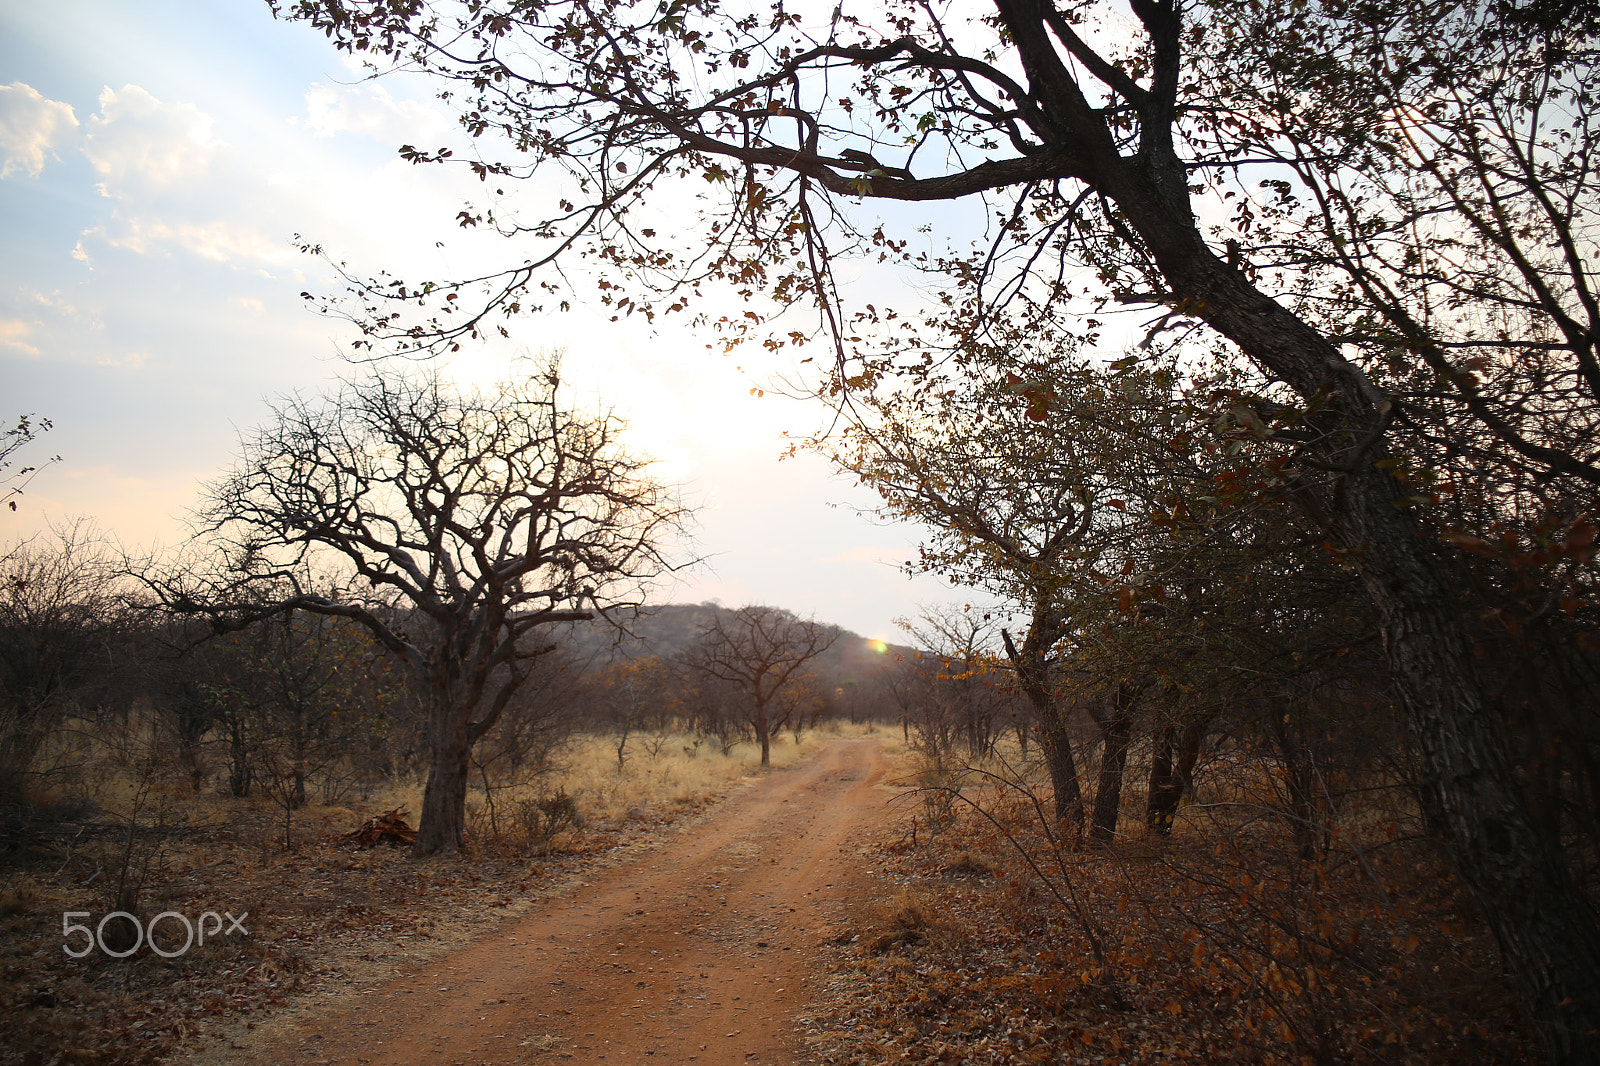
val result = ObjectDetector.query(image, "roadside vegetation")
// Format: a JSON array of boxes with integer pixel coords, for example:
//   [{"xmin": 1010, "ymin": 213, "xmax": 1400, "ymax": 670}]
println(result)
[
  {"xmin": 0, "ymin": 686, "xmax": 895, "ymax": 1066},
  {"xmin": 812, "ymin": 738, "xmax": 1539, "ymax": 1065}
]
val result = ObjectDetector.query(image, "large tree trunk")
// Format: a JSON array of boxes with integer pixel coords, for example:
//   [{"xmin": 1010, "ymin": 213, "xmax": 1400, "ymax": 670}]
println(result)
[
  {"xmin": 416, "ymin": 692, "xmax": 472, "ymax": 856},
  {"xmin": 1341, "ymin": 473, "xmax": 1600, "ymax": 1060},
  {"xmin": 414, "ymin": 648, "xmax": 527, "ymax": 857},
  {"xmin": 1109, "ymin": 153, "xmax": 1600, "ymax": 1059}
]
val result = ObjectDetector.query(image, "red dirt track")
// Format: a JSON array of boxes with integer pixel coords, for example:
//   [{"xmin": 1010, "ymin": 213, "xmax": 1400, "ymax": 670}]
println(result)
[{"xmin": 226, "ymin": 739, "xmax": 899, "ymax": 1066}]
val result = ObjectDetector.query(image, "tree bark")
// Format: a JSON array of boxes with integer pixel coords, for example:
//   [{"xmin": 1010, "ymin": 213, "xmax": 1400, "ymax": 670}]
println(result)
[
  {"xmin": 1089, "ymin": 685, "xmax": 1134, "ymax": 846},
  {"xmin": 1036, "ymin": 708, "xmax": 1083, "ymax": 842},
  {"xmin": 755, "ymin": 697, "xmax": 771, "ymax": 767},
  {"xmin": 1003, "ymin": 603, "xmax": 1083, "ymax": 843},
  {"xmin": 1147, "ymin": 716, "xmax": 1209, "ymax": 835},
  {"xmin": 175, "ymin": 703, "xmax": 211, "ymax": 791},
  {"xmin": 416, "ymin": 687, "xmax": 472, "ymax": 856},
  {"xmin": 1147, "ymin": 725, "xmax": 1180, "ymax": 834}
]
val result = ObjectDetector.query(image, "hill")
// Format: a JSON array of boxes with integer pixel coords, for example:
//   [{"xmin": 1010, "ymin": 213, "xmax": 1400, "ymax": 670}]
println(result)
[{"xmin": 552, "ymin": 602, "xmax": 916, "ymax": 695}]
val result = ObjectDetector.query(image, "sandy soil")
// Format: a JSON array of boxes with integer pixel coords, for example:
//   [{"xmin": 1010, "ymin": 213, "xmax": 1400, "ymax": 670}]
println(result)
[{"xmin": 210, "ymin": 739, "xmax": 900, "ymax": 1066}]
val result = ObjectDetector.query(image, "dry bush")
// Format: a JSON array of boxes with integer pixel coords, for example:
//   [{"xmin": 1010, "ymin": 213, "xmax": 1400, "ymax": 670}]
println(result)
[
  {"xmin": 469, "ymin": 788, "xmax": 584, "ymax": 855},
  {"xmin": 0, "ymin": 875, "xmax": 40, "ymax": 917},
  {"xmin": 861, "ymin": 893, "xmax": 932, "ymax": 954},
  {"xmin": 814, "ymin": 746, "xmax": 1538, "ymax": 1066}
]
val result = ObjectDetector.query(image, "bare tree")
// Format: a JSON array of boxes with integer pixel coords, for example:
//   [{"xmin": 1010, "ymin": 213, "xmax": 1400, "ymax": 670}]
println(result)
[
  {"xmin": 177, "ymin": 363, "xmax": 689, "ymax": 855},
  {"xmin": 682, "ymin": 606, "xmax": 837, "ymax": 766},
  {"xmin": 0, "ymin": 521, "xmax": 132, "ymax": 790},
  {"xmin": 895, "ymin": 605, "xmax": 1016, "ymax": 769}
]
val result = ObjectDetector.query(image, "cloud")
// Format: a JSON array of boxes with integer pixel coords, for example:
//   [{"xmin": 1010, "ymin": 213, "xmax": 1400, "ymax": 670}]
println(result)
[
  {"xmin": 0, "ymin": 290, "xmax": 95, "ymax": 359},
  {"xmin": 77, "ymin": 217, "xmax": 297, "ymax": 266},
  {"xmin": 96, "ymin": 350, "xmax": 149, "ymax": 370},
  {"xmin": 82, "ymin": 85, "xmax": 219, "ymax": 198},
  {"xmin": 0, "ymin": 318, "xmax": 41, "ymax": 357},
  {"xmin": 27, "ymin": 289, "xmax": 81, "ymax": 318},
  {"xmin": 69, "ymin": 86, "xmax": 299, "ymax": 268},
  {"xmin": 0, "ymin": 82, "xmax": 79, "ymax": 178},
  {"xmin": 63, "ymin": 82, "xmax": 482, "ymax": 274},
  {"xmin": 303, "ymin": 82, "xmax": 450, "ymax": 143},
  {"xmin": 175, "ymin": 222, "xmax": 295, "ymax": 264}
]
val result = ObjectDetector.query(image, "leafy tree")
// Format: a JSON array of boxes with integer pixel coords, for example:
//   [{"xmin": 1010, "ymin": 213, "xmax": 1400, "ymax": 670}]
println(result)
[
  {"xmin": 822, "ymin": 355, "xmax": 1189, "ymax": 840},
  {"xmin": 1189, "ymin": 0, "xmax": 1600, "ymax": 881},
  {"xmin": 271, "ymin": 0, "xmax": 1600, "ymax": 1050},
  {"xmin": 681, "ymin": 605, "xmax": 837, "ymax": 766},
  {"xmin": 169, "ymin": 364, "xmax": 688, "ymax": 855},
  {"xmin": 1116, "ymin": 483, "xmax": 1396, "ymax": 851}
]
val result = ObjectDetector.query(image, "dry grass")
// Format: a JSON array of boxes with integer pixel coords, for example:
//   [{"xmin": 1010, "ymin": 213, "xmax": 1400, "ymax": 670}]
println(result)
[{"xmin": 529, "ymin": 722, "xmax": 872, "ymax": 823}]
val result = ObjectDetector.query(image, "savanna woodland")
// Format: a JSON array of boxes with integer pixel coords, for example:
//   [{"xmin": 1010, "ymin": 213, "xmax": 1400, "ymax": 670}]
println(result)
[{"xmin": 4, "ymin": 0, "xmax": 1599, "ymax": 1063}]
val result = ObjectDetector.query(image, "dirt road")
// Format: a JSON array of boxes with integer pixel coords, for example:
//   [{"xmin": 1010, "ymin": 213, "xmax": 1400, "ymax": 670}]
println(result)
[{"xmin": 230, "ymin": 739, "xmax": 900, "ymax": 1066}]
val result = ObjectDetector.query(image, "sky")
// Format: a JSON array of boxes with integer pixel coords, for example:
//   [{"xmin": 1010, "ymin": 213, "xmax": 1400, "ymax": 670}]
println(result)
[{"xmin": 0, "ymin": 0, "xmax": 972, "ymax": 642}]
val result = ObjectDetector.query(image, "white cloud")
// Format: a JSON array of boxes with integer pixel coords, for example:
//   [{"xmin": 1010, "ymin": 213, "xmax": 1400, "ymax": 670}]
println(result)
[
  {"xmin": 76, "ymin": 219, "xmax": 170, "ymax": 256},
  {"xmin": 303, "ymin": 82, "xmax": 450, "ymax": 143},
  {"xmin": 1, "ymin": 291, "xmax": 93, "ymax": 356},
  {"xmin": 68, "ymin": 86, "xmax": 304, "ymax": 268},
  {"xmin": 0, "ymin": 318, "xmax": 41, "ymax": 357},
  {"xmin": 63, "ymin": 82, "xmax": 491, "ymax": 274},
  {"xmin": 175, "ymin": 221, "xmax": 297, "ymax": 264},
  {"xmin": 0, "ymin": 82, "xmax": 79, "ymax": 178},
  {"xmin": 82, "ymin": 85, "xmax": 219, "ymax": 198},
  {"xmin": 24, "ymin": 289, "xmax": 83, "ymax": 320},
  {"xmin": 96, "ymin": 350, "xmax": 150, "ymax": 369},
  {"xmin": 79, "ymin": 217, "xmax": 294, "ymax": 265}
]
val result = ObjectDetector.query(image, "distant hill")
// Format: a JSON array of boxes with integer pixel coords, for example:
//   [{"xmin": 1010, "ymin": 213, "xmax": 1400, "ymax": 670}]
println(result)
[{"xmin": 551, "ymin": 602, "xmax": 917, "ymax": 693}]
